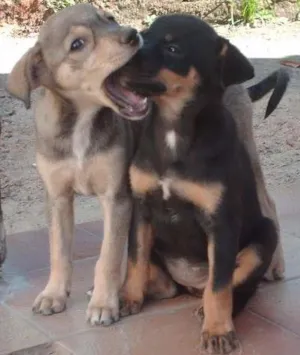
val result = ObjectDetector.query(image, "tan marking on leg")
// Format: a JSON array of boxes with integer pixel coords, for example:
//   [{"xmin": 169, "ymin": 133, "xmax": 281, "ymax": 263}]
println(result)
[
  {"xmin": 172, "ymin": 180, "xmax": 224, "ymax": 215},
  {"xmin": 129, "ymin": 165, "xmax": 159, "ymax": 196},
  {"xmin": 201, "ymin": 242, "xmax": 238, "ymax": 354},
  {"xmin": 147, "ymin": 263, "xmax": 178, "ymax": 300},
  {"xmin": 233, "ymin": 246, "xmax": 262, "ymax": 287},
  {"xmin": 120, "ymin": 223, "xmax": 153, "ymax": 317}
]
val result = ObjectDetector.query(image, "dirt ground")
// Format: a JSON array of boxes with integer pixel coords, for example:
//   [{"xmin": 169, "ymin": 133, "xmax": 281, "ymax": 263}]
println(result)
[{"xmin": 1, "ymin": 20, "xmax": 300, "ymax": 235}]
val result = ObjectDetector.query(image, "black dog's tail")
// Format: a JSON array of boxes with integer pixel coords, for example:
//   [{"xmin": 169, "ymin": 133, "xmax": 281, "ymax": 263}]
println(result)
[{"xmin": 247, "ymin": 68, "xmax": 290, "ymax": 118}]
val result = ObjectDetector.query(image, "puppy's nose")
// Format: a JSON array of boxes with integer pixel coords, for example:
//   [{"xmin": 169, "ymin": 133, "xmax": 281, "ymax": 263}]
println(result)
[{"xmin": 120, "ymin": 28, "xmax": 139, "ymax": 46}]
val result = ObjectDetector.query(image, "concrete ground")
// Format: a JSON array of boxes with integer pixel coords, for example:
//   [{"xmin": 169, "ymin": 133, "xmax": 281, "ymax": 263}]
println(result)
[{"xmin": 1, "ymin": 21, "xmax": 300, "ymax": 234}]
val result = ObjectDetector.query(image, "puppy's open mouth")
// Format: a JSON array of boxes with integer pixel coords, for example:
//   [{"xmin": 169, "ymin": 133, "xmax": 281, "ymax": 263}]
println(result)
[{"xmin": 104, "ymin": 73, "xmax": 150, "ymax": 120}]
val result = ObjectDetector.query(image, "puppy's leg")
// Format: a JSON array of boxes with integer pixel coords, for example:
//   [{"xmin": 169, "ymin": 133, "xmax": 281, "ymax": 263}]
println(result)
[
  {"xmin": 86, "ymin": 194, "xmax": 131, "ymax": 326},
  {"xmin": 120, "ymin": 211, "xmax": 153, "ymax": 317},
  {"xmin": 201, "ymin": 237, "xmax": 239, "ymax": 355},
  {"xmin": 232, "ymin": 217, "xmax": 277, "ymax": 316},
  {"xmin": 33, "ymin": 192, "xmax": 74, "ymax": 315},
  {"xmin": 146, "ymin": 262, "xmax": 178, "ymax": 300},
  {"xmin": 197, "ymin": 217, "xmax": 278, "ymax": 323},
  {"xmin": 120, "ymin": 231, "xmax": 177, "ymax": 318}
]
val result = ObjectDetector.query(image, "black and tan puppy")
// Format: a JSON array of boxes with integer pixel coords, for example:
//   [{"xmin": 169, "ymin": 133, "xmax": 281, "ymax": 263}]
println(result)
[
  {"xmin": 117, "ymin": 15, "xmax": 279, "ymax": 353},
  {"xmin": 7, "ymin": 4, "xmax": 150, "ymax": 326}
]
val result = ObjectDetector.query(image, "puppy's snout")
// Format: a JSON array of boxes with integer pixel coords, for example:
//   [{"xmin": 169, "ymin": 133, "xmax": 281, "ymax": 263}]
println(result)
[{"xmin": 119, "ymin": 28, "xmax": 139, "ymax": 46}]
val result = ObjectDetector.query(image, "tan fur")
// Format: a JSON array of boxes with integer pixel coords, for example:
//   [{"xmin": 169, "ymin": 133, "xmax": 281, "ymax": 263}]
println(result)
[
  {"xmin": 233, "ymin": 246, "xmax": 262, "ymax": 286},
  {"xmin": 201, "ymin": 242, "xmax": 236, "ymax": 352},
  {"xmin": 147, "ymin": 263, "xmax": 177, "ymax": 299},
  {"xmin": 154, "ymin": 67, "xmax": 200, "ymax": 121},
  {"xmin": 121, "ymin": 223, "xmax": 153, "ymax": 305},
  {"xmin": 7, "ymin": 4, "xmax": 143, "ymax": 326},
  {"xmin": 120, "ymin": 222, "xmax": 177, "ymax": 316},
  {"xmin": 172, "ymin": 180, "xmax": 224, "ymax": 215},
  {"xmin": 129, "ymin": 165, "xmax": 159, "ymax": 196}
]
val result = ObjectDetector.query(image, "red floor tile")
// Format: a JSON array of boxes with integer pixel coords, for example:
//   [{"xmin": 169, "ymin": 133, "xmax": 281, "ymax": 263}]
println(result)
[
  {"xmin": 123, "ymin": 306, "xmax": 300, "ymax": 355},
  {"xmin": 249, "ymin": 278, "xmax": 300, "ymax": 336},
  {"xmin": 123, "ymin": 306, "xmax": 202, "ymax": 355},
  {"xmin": 234, "ymin": 311, "xmax": 300, "ymax": 355},
  {"xmin": 0, "ymin": 304, "xmax": 49, "ymax": 354},
  {"xmin": 59, "ymin": 327, "xmax": 129, "ymax": 355},
  {"xmin": 4, "ymin": 257, "xmax": 96, "ymax": 338},
  {"xmin": 3, "ymin": 226, "xmax": 102, "ymax": 276}
]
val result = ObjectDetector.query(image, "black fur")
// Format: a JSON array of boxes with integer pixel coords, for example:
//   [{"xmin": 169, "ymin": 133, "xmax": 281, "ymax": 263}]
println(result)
[
  {"xmin": 125, "ymin": 14, "xmax": 278, "ymax": 318},
  {"xmin": 247, "ymin": 67, "xmax": 290, "ymax": 118}
]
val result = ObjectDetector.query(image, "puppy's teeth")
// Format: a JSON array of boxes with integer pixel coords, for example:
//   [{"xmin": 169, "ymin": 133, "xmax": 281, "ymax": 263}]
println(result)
[{"xmin": 142, "ymin": 98, "xmax": 147, "ymax": 104}]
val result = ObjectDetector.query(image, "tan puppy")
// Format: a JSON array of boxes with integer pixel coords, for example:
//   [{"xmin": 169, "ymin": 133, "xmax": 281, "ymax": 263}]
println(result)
[
  {"xmin": 7, "ymin": 4, "xmax": 151, "ymax": 326},
  {"xmin": 224, "ymin": 85, "xmax": 284, "ymax": 280}
]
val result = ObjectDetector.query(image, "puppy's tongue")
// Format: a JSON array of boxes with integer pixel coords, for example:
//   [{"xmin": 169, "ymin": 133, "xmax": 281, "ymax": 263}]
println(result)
[
  {"xmin": 105, "ymin": 75, "xmax": 147, "ymax": 111},
  {"xmin": 118, "ymin": 85, "xmax": 147, "ymax": 110}
]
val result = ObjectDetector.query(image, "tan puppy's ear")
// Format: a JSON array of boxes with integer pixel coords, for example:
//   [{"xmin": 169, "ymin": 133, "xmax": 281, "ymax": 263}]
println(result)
[{"xmin": 7, "ymin": 43, "xmax": 47, "ymax": 109}]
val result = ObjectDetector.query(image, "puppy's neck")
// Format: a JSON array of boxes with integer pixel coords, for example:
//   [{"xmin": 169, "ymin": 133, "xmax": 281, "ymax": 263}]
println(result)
[
  {"xmin": 150, "ymin": 92, "xmax": 223, "ymax": 163},
  {"xmin": 72, "ymin": 106, "xmax": 99, "ymax": 165}
]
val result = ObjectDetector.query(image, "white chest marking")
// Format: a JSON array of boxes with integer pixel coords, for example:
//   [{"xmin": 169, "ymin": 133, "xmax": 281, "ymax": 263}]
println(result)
[
  {"xmin": 159, "ymin": 178, "xmax": 171, "ymax": 200},
  {"xmin": 72, "ymin": 109, "xmax": 96, "ymax": 166},
  {"xmin": 165, "ymin": 130, "xmax": 177, "ymax": 154}
]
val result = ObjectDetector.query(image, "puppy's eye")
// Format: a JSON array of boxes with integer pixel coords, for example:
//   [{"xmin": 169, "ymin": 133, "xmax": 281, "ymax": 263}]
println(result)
[
  {"xmin": 165, "ymin": 44, "xmax": 181, "ymax": 55},
  {"xmin": 70, "ymin": 38, "xmax": 85, "ymax": 51}
]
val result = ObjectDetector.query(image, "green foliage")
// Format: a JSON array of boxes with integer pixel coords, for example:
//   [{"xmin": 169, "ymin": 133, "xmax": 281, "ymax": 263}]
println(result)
[
  {"xmin": 241, "ymin": 0, "xmax": 258, "ymax": 24},
  {"xmin": 227, "ymin": 0, "xmax": 275, "ymax": 25}
]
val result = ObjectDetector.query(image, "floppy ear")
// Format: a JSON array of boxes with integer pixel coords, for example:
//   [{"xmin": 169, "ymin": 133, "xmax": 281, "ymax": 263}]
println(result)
[
  {"xmin": 217, "ymin": 37, "xmax": 254, "ymax": 87},
  {"xmin": 6, "ymin": 43, "xmax": 49, "ymax": 109}
]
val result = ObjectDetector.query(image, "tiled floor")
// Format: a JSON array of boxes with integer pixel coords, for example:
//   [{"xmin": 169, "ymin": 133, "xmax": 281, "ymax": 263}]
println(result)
[{"xmin": 0, "ymin": 182, "xmax": 300, "ymax": 355}]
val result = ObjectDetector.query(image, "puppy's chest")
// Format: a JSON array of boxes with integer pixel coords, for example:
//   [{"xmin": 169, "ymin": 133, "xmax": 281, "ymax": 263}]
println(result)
[{"xmin": 130, "ymin": 148, "xmax": 224, "ymax": 217}]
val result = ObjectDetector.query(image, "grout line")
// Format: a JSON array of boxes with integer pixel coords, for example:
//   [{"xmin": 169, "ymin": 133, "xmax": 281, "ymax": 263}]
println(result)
[
  {"xmin": 0, "ymin": 302, "xmax": 53, "ymax": 340},
  {"xmin": 248, "ymin": 309, "xmax": 300, "ymax": 338},
  {"xmin": 55, "ymin": 340, "xmax": 76, "ymax": 354},
  {"xmin": 76, "ymin": 221, "xmax": 103, "ymax": 238}
]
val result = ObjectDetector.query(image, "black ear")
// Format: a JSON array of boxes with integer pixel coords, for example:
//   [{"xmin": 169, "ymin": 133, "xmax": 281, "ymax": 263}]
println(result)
[{"xmin": 218, "ymin": 37, "xmax": 254, "ymax": 87}]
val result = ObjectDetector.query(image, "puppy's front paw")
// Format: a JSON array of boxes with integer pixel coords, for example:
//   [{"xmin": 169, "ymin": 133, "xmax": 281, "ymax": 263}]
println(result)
[
  {"xmin": 201, "ymin": 330, "xmax": 239, "ymax": 354},
  {"xmin": 32, "ymin": 289, "xmax": 69, "ymax": 315},
  {"xmin": 86, "ymin": 292, "xmax": 119, "ymax": 326},
  {"xmin": 120, "ymin": 295, "xmax": 143, "ymax": 317}
]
